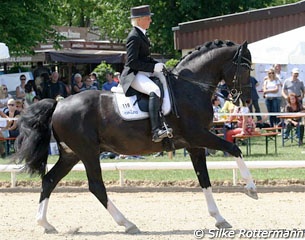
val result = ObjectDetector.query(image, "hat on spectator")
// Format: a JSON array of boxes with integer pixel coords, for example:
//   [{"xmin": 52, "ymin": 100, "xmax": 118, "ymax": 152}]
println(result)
[
  {"xmin": 129, "ymin": 5, "xmax": 153, "ymax": 19},
  {"xmin": 292, "ymin": 68, "xmax": 299, "ymax": 74}
]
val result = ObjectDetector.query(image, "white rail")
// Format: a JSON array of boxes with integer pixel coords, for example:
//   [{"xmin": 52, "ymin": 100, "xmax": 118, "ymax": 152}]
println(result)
[{"xmin": 1, "ymin": 160, "xmax": 305, "ymax": 188}]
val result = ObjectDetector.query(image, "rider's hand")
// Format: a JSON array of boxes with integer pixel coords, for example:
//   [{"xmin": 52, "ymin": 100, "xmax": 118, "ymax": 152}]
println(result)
[{"xmin": 154, "ymin": 63, "xmax": 166, "ymax": 72}]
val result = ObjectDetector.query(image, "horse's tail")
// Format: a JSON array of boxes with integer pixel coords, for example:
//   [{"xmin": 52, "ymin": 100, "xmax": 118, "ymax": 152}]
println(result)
[{"xmin": 15, "ymin": 99, "xmax": 57, "ymax": 177}]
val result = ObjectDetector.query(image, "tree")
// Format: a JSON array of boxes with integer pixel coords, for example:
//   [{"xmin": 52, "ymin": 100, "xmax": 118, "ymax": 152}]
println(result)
[{"xmin": 0, "ymin": 0, "xmax": 63, "ymax": 55}]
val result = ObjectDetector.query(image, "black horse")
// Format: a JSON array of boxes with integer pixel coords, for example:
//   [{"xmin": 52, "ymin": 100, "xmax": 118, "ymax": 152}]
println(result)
[{"xmin": 15, "ymin": 40, "xmax": 256, "ymax": 234}]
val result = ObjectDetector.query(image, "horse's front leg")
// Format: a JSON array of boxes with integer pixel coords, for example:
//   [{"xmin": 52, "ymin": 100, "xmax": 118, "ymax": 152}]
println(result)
[
  {"xmin": 187, "ymin": 147, "xmax": 232, "ymax": 229},
  {"xmin": 191, "ymin": 130, "xmax": 258, "ymax": 199}
]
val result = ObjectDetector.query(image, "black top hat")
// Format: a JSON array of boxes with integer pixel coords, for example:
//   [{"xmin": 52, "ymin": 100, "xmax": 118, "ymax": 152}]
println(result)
[{"xmin": 129, "ymin": 5, "xmax": 153, "ymax": 19}]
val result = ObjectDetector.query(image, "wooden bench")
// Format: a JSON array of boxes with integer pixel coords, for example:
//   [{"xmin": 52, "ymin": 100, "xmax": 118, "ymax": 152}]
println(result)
[
  {"xmin": 232, "ymin": 132, "xmax": 279, "ymax": 156},
  {"xmin": 0, "ymin": 137, "xmax": 17, "ymax": 157}
]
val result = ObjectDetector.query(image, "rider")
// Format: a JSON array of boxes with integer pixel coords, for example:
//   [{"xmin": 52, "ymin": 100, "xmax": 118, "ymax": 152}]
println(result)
[{"xmin": 120, "ymin": 5, "xmax": 173, "ymax": 143}]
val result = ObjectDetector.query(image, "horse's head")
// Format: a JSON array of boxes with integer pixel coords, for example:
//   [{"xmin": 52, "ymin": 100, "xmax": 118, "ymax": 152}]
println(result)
[
  {"xmin": 223, "ymin": 41, "xmax": 252, "ymax": 106},
  {"xmin": 171, "ymin": 40, "xmax": 252, "ymax": 106}
]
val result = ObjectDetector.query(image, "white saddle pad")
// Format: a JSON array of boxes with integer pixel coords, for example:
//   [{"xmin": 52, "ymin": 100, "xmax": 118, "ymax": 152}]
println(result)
[{"xmin": 112, "ymin": 85, "xmax": 171, "ymax": 121}]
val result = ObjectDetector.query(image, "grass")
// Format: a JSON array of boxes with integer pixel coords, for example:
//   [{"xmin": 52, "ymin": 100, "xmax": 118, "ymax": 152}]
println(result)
[{"xmin": 1, "ymin": 137, "xmax": 305, "ymax": 184}]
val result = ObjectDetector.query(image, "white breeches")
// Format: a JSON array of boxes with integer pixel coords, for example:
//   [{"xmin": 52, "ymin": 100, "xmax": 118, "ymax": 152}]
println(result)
[{"xmin": 131, "ymin": 71, "xmax": 161, "ymax": 98}]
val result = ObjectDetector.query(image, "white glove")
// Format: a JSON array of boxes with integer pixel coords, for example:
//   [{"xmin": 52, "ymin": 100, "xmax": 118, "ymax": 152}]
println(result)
[{"xmin": 154, "ymin": 63, "xmax": 166, "ymax": 72}]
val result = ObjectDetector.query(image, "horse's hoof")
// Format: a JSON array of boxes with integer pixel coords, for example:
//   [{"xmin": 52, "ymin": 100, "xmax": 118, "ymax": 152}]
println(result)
[
  {"xmin": 125, "ymin": 224, "xmax": 140, "ymax": 234},
  {"xmin": 215, "ymin": 220, "xmax": 232, "ymax": 229},
  {"xmin": 44, "ymin": 227, "xmax": 58, "ymax": 234},
  {"xmin": 245, "ymin": 187, "xmax": 258, "ymax": 200}
]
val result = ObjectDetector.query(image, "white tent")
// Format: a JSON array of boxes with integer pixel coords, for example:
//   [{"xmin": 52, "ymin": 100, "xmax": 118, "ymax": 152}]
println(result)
[
  {"xmin": 248, "ymin": 26, "xmax": 305, "ymax": 64},
  {"xmin": 0, "ymin": 42, "xmax": 10, "ymax": 59}
]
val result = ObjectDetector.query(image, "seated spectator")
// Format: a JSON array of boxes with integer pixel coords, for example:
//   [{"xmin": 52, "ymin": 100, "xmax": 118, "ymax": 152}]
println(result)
[
  {"xmin": 283, "ymin": 93, "xmax": 304, "ymax": 144},
  {"xmin": 24, "ymin": 81, "xmax": 36, "ymax": 108},
  {"xmin": 72, "ymin": 73, "xmax": 85, "ymax": 94},
  {"xmin": 212, "ymin": 95, "xmax": 222, "ymax": 121},
  {"xmin": 0, "ymin": 85, "xmax": 12, "ymax": 112},
  {"xmin": 2, "ymin": 99, "xmax": 20, "ymax": 138},
  {"xmin": 16, "ymin": 74, "xmax": 26, "ymax": 99},
  {"xmin": 42, "ymin": 72, "xmax": 67, "ymax": 99},
  {"xmin": 225, "ymin": 101, "xmax": 257, "ymax": 143},
  {"xmin": 102, "ymin": 72, "xmax": 118, "ymax": 91},
  {"xmin": 83, "ymin": 76, "xmax": 98, "ymax": 91},
  {"xmin": 90, "ymin": 72, "xmax": 100, "ymax": 89}
]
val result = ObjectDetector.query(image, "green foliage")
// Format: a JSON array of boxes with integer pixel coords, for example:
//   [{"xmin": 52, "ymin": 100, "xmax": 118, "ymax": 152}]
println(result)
[
  {"xmin": 165, "ymin": 59, "xmax": 179, "ymax": 70},
  {"xmin": 7, "ymin": 65, "xmax": 30, "ymax": 74},
  {"xmin": 0, "ymin": 0, "xmax": 63, "ymax": 55},
  {"xmin": 93, "ymin": 61, "xmax": 115, "ymax": 85}
]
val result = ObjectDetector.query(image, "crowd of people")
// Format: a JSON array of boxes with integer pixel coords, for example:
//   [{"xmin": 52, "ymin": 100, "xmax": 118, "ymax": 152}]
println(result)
[
  {"xmin": 0, "ymin": 66, "xmax": 121, "ymax": 157},
  {"xmin": 213, "ymin": 64, "xmax": 305, "ymax": 147}
]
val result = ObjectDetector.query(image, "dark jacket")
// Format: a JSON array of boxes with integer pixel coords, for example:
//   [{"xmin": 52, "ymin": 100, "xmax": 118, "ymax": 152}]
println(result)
[{"xmin": 120, "ymin": 27, "xmax": 157, "ymax": 96}]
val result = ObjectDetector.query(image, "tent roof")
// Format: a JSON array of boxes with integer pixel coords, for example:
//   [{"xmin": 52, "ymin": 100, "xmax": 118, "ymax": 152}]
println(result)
[
  {"xmin": 248, "ymin": 26, "xmax": 305, "ymax": 64},
  {"xmin": 43, "ymin": 49, "xmax": 126, "ymax": 64},
  {"xmin": 0, "ymin": 43, "xmax": 10, "ymax": 59}
]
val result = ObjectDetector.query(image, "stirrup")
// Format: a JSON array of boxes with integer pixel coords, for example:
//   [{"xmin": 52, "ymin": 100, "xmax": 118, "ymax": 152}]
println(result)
[{"xmin": 152, "ymin": 127, "xmax": 173, "ymax": 143}]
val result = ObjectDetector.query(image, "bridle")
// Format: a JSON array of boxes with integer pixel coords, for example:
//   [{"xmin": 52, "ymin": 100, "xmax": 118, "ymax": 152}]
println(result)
[{"xmin": 230, "ymin": 45, "xmax": 252, "ymax": 104}]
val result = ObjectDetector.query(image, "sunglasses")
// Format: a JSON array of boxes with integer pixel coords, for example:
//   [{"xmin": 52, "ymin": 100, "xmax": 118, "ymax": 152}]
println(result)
[
  {"xmin": 21, "ymin": 78, "xmax": 26, "ymax": 81},
  {"xmin": 2, "ymin": 88, "xmax": 7, "ymax": 90},
  {"xmin": 268, "ymin": 72, "xmax": 275, "ymax": 75},
  {"xmin": 8, "ymin": 104, "xmax": 15, "ymax": 106}
]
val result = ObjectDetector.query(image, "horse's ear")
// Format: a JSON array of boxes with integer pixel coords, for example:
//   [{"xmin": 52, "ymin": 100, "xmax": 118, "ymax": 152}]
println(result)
[{"xmin": 241, "ymin": 41, "xmax": 248, "ymax": 49}]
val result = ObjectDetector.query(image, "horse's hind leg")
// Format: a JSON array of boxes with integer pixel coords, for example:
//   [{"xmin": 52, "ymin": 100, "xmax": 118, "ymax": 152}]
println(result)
[
  {"xmin": 37, "ymin": 152, "xmax": 79, "ymax": 233},
  {"xmin": 187, "ymin": 147, "xmax": 232, "ymax": 228},
  {"xmin": 82, "ymin": 155, "xmax": 140, "ymax": 234}
]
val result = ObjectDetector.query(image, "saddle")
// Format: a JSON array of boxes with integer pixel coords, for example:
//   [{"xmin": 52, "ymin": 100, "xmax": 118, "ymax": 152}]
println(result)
[{"xmin": 111, "ymin": 77, "xmax": 171, "ymax": 121}]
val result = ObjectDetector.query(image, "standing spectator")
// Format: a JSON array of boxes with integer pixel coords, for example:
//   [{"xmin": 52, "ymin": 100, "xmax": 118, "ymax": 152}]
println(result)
[
  {"xmin": 217, "ymin": 79, "xmax": 229, "ymax": 107},
  {"xmin": 42, "ymin": 72, "xmax": 67, "ymax": 99},
  {"xmin": 273, "ymin": 64, "xmax": 286, "ymax": 111},
  {"xmin": 102, "ymin": 72, "xmax": 118, "ymax": 91},
  {"xmin": 15, "ymin": 74, "xmax": 26, "ymax": 99},
  {"xmin": 0, "ymin": 85, "xmax": 12, "ymax": 112},
  {"xmin": 72, "ymin": 73, "xmax": 85, "ymax": 94},
  {"xmin": 263, "ymin": 68, "xmax": 281, "ymax": 127},
  {"xmin": 283, "ymin": 93, "xmax": 304, "ymax": 144},
  {"xmin": 90, "ymin": 72, "xmax": 100, "ymax": 89},
  {"xmin": 248, "ymin": 76, "xmax": 262, "ymax": 122},
  {"xmin": 83, "ymin": 76, "xmax": 98, "ymax": 91},
  {"xmin": 282, "ymin": 68, "xmax": 304, "ymax": 106}
]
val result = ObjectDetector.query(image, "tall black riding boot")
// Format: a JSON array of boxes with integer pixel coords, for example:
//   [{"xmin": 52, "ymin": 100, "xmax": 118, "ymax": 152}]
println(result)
[{"xmin": 149, "ymin": 92, "xmax": 172, "ymax": 142}]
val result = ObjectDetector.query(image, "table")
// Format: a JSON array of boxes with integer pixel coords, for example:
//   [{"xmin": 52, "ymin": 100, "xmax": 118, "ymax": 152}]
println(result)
[{"xmin": 277, "ymin": 113, "xmax": 305, "ymax": 146}]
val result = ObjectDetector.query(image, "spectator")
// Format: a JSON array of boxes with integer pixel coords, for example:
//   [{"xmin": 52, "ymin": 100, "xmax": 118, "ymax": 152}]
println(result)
[
  {"xmin": 72, "ymin": 73, "xmax": 85, "ymax": 94},
  {"xmin": 212, "ymin": 95, "xmax": 221, "ymax": 121},
  {"xmin": 3, "ymin": 99, "xmax": 20, "ymax": 138},
  {"xmin": 273, "ymin": 64, "xmax": 286, "ymax": 111},
  {"xmin": 217, "ymin": 79, "xmax": 229, "ymax": 107},
  {"xmin": 263, "ymin": 68, "xmax": 281, "ymax": 127},
  {"xmin": 15, "ymin": 99, "xmax": 24, "ymax": 114},
  {"xmin": 15, "ymin": 74, "xmax": 26, "ymax": 99},
  {"xmin": 102, "ymin": 72, "xmax": 118, "ymax": 91},
  {"xmin": 114, "ymin": 72, "xmax": 121, "ymax": 83},
  {"xmin": 0, "ymin": 85, "xmax": 12, "ymax": 112},
  {"xmin": 24, "ymin": 81, "xmax": 36, "ymax": 108},
  {"xmin": 248, "ymin": 76, "xmax": 262, "ymax": 122},
  {"xmin": 283, "ymin": 93, "xmax": 304, "ymax": 144},
  {"xmin": 90, "ymin": 72, "xmax": 100, "ymax": 89},
  {"xmin": 42, "ymin": 72, "xmax": 67, "ymax": 99},
  {"xmin": 282, "ymin": 68, "xmax": 304, "ymax": 106},
  {"xmin": 83, "ymin": 75, "xmax": 98, "ymax": 91},
  {"xmin": 225, "ymin": 101, "xmax": 257, "ymax": 143}
]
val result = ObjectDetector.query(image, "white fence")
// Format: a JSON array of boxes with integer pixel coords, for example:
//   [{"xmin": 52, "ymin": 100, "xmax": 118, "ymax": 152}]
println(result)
[{"xmin": 1, "ymin": 160, "xmax": 305, "ymax": 188}]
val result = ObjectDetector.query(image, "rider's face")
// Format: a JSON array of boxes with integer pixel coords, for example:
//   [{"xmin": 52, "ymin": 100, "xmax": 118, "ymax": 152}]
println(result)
[{"xmin": 138, "ymin": 16, "xmax": 152, "ymax": 30}]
